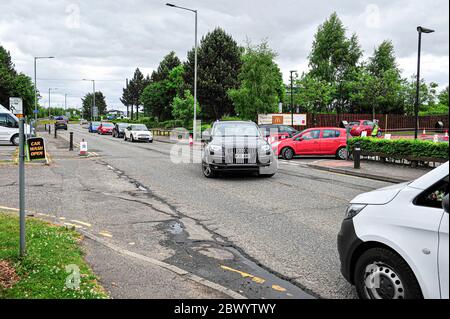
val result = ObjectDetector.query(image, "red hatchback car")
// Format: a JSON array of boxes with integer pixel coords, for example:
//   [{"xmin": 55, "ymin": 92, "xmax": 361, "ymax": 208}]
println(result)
[
  {"xmin": 349, "ymin": 120, "xmax": 382, "ymax": 137},
  {"xmin": 273, "ymin": 127, "xmax": 348, "ymax": 160},
  {"xmin": 97, "ymin": 122, "xmax": 114, "ymax": 135}
]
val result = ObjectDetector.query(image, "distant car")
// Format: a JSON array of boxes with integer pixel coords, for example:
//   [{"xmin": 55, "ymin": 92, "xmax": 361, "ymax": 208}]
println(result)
[
  {"xmin": 338, "ymin": 162, "xmax": 449, "ymax": 299},
  {"xmin": 88, "ymin": 121, "xmax": 101, "ymax": 133},
  {"xmin": 273, "ymin": 127, "xmax": 348, "ymax": 160},
  {"xmin": 124, "ymin": 124, "xmax": 153, "ymax": 143},
  {"xmin": 97, "ymin": 122, "xmax": 114, "ymax": 135},
  {"xmin": 112, "ymin": 123, "xmax": 128, "ymax": 138},
  {"xmin": 349, "ymin": 120, "xmax": 382, "ymax": 137},
  {"xmin": 79, "ymin": 118, "xmax": 88, "ymax": 125},
  {"xmin": 54, "ymin": 116, "xmax": 68, "ymax": 130},
  {"xmin": 259, "ymin": 124, "xmax": 299, "ymax": 143}
]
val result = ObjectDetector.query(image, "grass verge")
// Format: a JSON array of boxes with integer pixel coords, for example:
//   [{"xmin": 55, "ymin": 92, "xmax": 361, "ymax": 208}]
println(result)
[{"xmin": 0, "ymin": 212, "xmax": 108, "ymax": 299}]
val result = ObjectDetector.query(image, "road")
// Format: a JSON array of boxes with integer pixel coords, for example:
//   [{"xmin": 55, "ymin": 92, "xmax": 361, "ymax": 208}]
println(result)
[{"xmin": 0, "ymin": 124, "xmax": 393, "ymax": 299}]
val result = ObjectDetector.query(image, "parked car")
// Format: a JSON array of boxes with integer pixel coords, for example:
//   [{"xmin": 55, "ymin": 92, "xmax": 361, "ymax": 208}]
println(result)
[
  {"xmin": 349, "ymin": 120, "xmax": 382, "ymax": 137},
  {"xmin": 97, "ymin": 122, "xmax": 114, "ymax": 135},
  {"xmin": 112, "ymin": 122, "xmax": 128, "ymax": 138},
  {"xmin": 201, "ymin": 121, "xmax": 277, "ymax": 178},
  {"xmin": 338, "ymin": 162, "xmax": 449, "ymax": 299},
  {"xmin": 88, "ymin": 121, "xmax": 101, "ymax": 133},
  {"xmin": 273, "ymin": 127, "xmax": 348, "ymax": 160},
  {"xmin": 259, "ymin": 124, "xmax": 299, "ymax": 143},
  {"xmin": 0, "ymin": 104, "xmax": 32, "ymax": 145},
  {"xmin": 54, "ymin": 116, "xmax": 68, "ymax": 130},
  {"xmin": 123, "ymin": 124, "xmax": 153, "ymax": 143},
  {"xmin": 79, "ymin": 118, "xmax": 88, "ymax": 125}
]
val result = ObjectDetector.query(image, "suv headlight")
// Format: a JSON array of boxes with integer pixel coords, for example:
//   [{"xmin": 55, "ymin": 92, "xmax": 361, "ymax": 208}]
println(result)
[
  {"xmin": 344, "ymin": 204, "xmax": 367, "ymax": 220},
  {"xmin": 209, "ymin": 144, "xmax": 222, "ymax": 153},
  {"xmin": 260, "ymin": 144, "xmax": 271, "ymax": 152}
]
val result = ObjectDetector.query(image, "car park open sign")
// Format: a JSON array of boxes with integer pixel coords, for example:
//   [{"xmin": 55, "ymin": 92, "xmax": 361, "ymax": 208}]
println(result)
[{"xmin": 27, "ymin": 137, "xmax": 46, "ymax": 161}]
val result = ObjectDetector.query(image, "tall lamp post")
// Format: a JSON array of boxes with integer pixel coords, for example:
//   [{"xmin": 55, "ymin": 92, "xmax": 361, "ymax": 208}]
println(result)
[
  {"xmin": 83, "ymin": 79, "xmax": 96, "ymax": 121},
  {"xmin": 34, "ymin": 56, "xmax": 55, "ymax": 126},
  {"xmin": 414, "ymin": 26, "xmax": 435, "ymax": 140},
  {"xmin": 290, "ymin": 70, "xmax": 297, "ymax": 127},
  {"xmin": 48, "ymin": 88, "xmax": 58, "ymax": 118},
  {"xmin": 166, "ymin": 3, "xmax": 198, "ymax": 142}
]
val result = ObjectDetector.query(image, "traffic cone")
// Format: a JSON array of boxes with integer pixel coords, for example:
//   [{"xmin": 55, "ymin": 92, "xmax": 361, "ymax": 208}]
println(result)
[
  {"xmin": 189, "ymin": 134, "xmax": 193, "ymax": 146},
  {"xmin": 79, "ymin": 139, "xmax": 88, "ymax": 156},
  {"xmin": 444, "ymin": 130, "xmax": 449, "ymax": 141},
  {"xmin": 421, "ymin": 129, "xmax": 427, "ymax": 139}
]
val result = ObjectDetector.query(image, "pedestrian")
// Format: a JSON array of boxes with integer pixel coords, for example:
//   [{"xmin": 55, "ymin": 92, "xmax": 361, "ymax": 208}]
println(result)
[{"xmin": 371, "ymin": 120, "xmax": 380, "ymax": 138}]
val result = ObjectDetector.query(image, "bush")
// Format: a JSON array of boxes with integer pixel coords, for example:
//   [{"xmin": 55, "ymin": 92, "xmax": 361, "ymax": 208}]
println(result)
[{"xmin": 348, "ymin": 137, "xmax": 449, "ymax": 160}]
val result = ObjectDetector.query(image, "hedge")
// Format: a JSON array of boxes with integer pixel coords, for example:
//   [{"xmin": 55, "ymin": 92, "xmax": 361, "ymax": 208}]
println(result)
[{"xmin": 348, "ymin": 137, "xmax": 449, "ymax": 161}]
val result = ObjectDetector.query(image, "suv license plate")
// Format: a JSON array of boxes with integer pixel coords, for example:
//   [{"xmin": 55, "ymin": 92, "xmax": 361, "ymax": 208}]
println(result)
[{"xmin": 235, "ymin": 154, "xmax": 250, "ymax": 159}]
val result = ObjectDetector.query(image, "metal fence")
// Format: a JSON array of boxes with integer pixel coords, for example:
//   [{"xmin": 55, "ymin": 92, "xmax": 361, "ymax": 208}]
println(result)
[{"xmin": 298, "ymin": 113, "xmax": 449, "ymax": 131}]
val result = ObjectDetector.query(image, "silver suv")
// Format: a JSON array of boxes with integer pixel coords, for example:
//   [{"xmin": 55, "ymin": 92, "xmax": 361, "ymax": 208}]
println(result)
[{"xmin": 201, "ymin": 121, "xmax": 277, "ymax": 178}]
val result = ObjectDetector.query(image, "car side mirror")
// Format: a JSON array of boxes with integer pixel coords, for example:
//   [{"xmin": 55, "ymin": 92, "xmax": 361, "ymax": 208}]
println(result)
[{"xmin": 443, "ymin": 194, "xmax": 449, "ymax": 213}]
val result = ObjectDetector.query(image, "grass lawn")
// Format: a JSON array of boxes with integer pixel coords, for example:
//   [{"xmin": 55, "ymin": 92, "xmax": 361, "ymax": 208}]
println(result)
[{"xmin": 0, "ymin": 212, "xmax": 108, "ymax": 299}]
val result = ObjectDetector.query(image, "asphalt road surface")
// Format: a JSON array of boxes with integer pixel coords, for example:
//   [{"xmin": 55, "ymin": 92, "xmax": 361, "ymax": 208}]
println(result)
[{"xmin": 4, "ymin": 124, "xmax": 393, "ymax": 299}]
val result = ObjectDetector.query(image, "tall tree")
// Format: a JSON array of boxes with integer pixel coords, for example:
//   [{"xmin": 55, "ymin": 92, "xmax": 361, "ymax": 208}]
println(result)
[
  {"xmin": 308, "ymin": 13, "xmax": 362, "ymax": 113},
  {"xmin": 368, "ymin": 40, "xmax": 400, "ymax": 77},
  {"xmin": 184, "ymin": 27, "xmax": 242, "ymax": 120},
  {"xmin": 228, "ymin": 41, "xmax": 283, "ymax": 121},
  {"xmin": 295, "ymin": 73, "xmax": 336, "ymax": 114},
  {"xmin": 438, "ymin": 86, "xmax": 449, "ymax": 107},
  {"xmin": 141, "ymin": 53, "xmax": 181, "ymax": 121},
  {"xmin": 0, "ymin": 46, "xmax": 35, "ymax": 115},
  {"xmin": 81, "ymin": 91, "xmax": 107, "ymax": 119},
  {"xmin": 127, "ymin": 68, "xmax": 146, "ymax": 120}
]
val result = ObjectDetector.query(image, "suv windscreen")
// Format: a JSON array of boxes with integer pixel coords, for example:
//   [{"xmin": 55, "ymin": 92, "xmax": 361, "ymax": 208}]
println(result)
[
  {"xmin": 131, "ymin": 125, "xmax": 148, "ymax": 131},
  {"xmin": 213, "ymin": 123, "xmax": 260, "ymax": 137}
]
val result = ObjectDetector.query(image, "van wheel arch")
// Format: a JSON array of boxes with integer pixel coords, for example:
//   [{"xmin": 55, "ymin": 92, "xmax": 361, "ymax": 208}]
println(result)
[{"xmin": 11, "ymin": 134, "xmax": 20, "ymax": 146}]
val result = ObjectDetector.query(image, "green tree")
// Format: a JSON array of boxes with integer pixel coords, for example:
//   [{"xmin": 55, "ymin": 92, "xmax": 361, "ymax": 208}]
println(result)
[
  {"xmin": 184, "ymin": 27, "xmax": 242, "ymax": 120},
  {"xmin": 295, "ymin": 73, "xmax": 336, "ymax": 113},
  {"xmin": 228, "ymin": 42, "xmax": 282, "ymax": 121},
  {"xmin": 171, "ymin": 90, "xmax": 200, "ymax": 127},
  {"xmin": 81, "ymin": 92, "xmax": 107, "ymax": 119},
  {"xmin": 368, "ymin": 40, "xmax": 400, "ymax": 77},
  {"xmin": 308, "ymin": 13, "xmax": 363, "ymax": 113},
  {"xmin": 0, "ymin": 46, "xmax": 35, "ymax": 116},
  {"xmin": 141, "ymin": 52, "xmax": 181, "ymax": 121},
  {"xmin": 127, "ymin": 68, "xmax": 147, "ymax": 120},
  {"xmin": 438, "ymin": 86, "xmax": 449, "ymax": 107}
]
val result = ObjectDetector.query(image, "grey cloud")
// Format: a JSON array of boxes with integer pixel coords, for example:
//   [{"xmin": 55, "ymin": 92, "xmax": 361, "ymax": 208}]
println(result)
[{"xmin": 0, "ymin": 0, "xmax": 448, "ymax": 111}]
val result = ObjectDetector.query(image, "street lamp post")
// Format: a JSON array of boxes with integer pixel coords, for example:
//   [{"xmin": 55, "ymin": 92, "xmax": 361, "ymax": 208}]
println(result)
[
  {"xmin": 48, "ymin": 88, "xmax": 58, "ymax": 118},
  {"xmin": 83, "ymin": 79, "xmax": 96, "ymax": 121},
  {"xmin": 290, "ymin": 70, "xmax": 297, "ymax": 127},
  {"xmin": 34, "ymin": 56, "xmax": 54, "ymax": 127},
  {"xmin": 414, "ymin": 26, "xmax": 435, "ymax": 140},
  {"xmin": 166, "ymin": 3, "xmax": 198, "ymax": 142}
]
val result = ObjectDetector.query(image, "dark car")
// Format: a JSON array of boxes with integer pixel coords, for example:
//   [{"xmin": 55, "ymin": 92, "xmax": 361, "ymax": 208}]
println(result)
[
  {"xmin": 112, "ymin": 122, "xmax": 128, "ymax": 138},
  {"xmin": 201, "ymin": 121, "xmax": 277, "ymax": 178},
  {"xmin": 54, "ymin": 116, "xmax": 68, "ymax": 130}
]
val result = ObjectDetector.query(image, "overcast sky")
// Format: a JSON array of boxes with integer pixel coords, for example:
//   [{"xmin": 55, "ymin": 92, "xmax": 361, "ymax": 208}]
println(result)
[{"xmin": 1, "ymin": 0, "xmax": 448, "ymax": 111}]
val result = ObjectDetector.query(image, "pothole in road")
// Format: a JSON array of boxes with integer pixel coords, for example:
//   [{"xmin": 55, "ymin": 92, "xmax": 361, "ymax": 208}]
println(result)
[
  {"xmin": 99, "ymin": 160, "xmax": 316, "ymax": 299},
  {"xmin": 158, "ymin": 219, "xmax": 314, "ymax": 299}
]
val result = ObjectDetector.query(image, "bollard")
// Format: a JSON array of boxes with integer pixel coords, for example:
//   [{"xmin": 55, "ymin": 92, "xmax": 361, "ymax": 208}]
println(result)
[
  {"xmin": 54, "ymin": 125, "xmax": 57, "ymax": 138},
  {"xmin": 354, "ymin": 141, "xmax": 361, "ymax": 169},
  {"xmin": 69, "ymin": 132, "xmax": 74, "ymax": 151},
  {"xmin": 48, "ymin": 125, "xmax": 51, "ymax": 135}
]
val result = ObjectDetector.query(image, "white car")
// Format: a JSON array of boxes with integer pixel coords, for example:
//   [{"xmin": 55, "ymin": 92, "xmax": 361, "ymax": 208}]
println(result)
[
  {"xmin": 0, "ymin": 104, "xmax": 32, "ymax": 145},
  {"xmin": 338, "ymin": 162, "xmax": 449, "ymax": 299},
  {"xmin": 123, "ymin": 124, "xmax": 153, "ymax": 143}
]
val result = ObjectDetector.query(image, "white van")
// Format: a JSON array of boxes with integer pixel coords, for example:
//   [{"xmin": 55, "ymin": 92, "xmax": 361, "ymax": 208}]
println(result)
[{"xmin": 0, "ymin": 104, "xmax": 31, "ymax": 145}]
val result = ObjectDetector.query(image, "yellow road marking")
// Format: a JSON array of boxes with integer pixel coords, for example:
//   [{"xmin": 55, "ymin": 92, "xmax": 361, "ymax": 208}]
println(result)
[
  {"xmin": 99, "ymin": 231, "xmax": 113, "ymax": 238},
  {"xmin": 70, "ymin": 220, "xmax": 92, "ymax": 227},
  {"xmin": 59, "ymin": 217, "xmax": 66, "ymax": 220},
  {"xmin": 271, "ymin": 285, "xmax": 286, "ymax": 292},
  {"xmin": 220, "ymin": 265, "xmax": 266, "ymax": 284},
  {"xmin": 0, "ymin": 205, "xmax": 19, "ymax": 212},
  {"xmin": 64, "ymin": 222, "xmax": 82, "ymax": 229}
]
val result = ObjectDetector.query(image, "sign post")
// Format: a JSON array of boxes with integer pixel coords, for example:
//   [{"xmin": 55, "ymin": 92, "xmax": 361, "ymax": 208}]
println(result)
[{"xmin": 11, "ymin": 97, "xmax": 26, "ymax": 257}]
